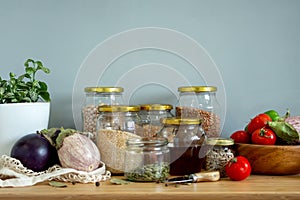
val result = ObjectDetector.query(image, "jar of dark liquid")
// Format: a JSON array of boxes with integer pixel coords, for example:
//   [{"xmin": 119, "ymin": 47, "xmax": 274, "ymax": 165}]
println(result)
[{"xmin": 157, "ymin": 117, "xmax": 207, "ymax": 175}]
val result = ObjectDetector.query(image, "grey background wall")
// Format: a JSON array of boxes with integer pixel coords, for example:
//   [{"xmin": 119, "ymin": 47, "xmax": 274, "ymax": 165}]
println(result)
[{"xmin": 1, "ymin": 0, "xmax": 299, "ymax": 137}]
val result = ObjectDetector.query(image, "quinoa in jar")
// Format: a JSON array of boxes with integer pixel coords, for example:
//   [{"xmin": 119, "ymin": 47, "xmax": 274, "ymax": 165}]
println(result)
[{"xmin": 96, "ymin": 105, "xmax": 142, "ymax": 174}]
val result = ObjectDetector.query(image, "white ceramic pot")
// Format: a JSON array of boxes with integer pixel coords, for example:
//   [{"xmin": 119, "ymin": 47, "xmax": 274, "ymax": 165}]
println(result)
[{"xmin": 0, "ymin": 102, "xmax": 50, "ymax": 156}]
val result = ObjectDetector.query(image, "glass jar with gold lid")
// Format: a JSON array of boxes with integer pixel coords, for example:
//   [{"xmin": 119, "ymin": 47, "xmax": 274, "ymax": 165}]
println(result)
[
  {"xmin": 82, "ymin": 86, "xmax": 124, "ymax": 139},
  {"xmin": 96, "ymin": 105, "xmax": 142, "ymax": 174},
  {"xmin": 204, "ymin": 137, "xmax": 234, "ymax": 177},
  {"xmin": 124, "ymin": 137, "xmax": 170, "ymax": 182},
  {"xmin": 157, "ymin": 117, "xmax": 207, "ymax": 175},
  {"xmin": 139, "ymin": 104, "xmax": 174, "ymax": 138},
  {"xmin": 175, "ymin": 86, "xmax": 221, "ymax": 138}
]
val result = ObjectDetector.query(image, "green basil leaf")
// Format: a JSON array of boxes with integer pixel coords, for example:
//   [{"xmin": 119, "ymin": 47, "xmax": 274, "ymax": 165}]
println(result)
[
  {"xmin": 49, "ymin": 181, "xmax": 67, "ymax": 188},
  {"xmin": 39, "ymin": 91, "xmax": 50, "ymax": 102},
  {"xmin": 38, "ymin": 81, "xmax": 48, "ymax": 90},
  {"xmin": 268, "ymin": 121, "xmax": 300, "ymax": 143},
  {"xmin": 25, "ymin": 67, "xmax": 35, "ymax": 75},
  {"xmin": 110, "ymin": 178, "xmax": 131, "ymax": 185}
]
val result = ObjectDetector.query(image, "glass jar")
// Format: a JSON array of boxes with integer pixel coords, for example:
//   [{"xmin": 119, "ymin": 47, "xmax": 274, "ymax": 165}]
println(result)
[
  {"xmin": 205, "ymin": 138, "xmax": 234, "ymax": 177},
  {"xmin": 157, "ymin": 117, "xmax": 207, "ymax": 175},
  {"xmin": 96, "ymin": 105, "xmax": 142, "ymax": 174},
  {"xmin": 175, "ymin": 86, "xmax": 221, "ymax": 138},
  {"xmin": 124, "ymin": 137, "xmax": 170, "ymax": 182},
  {"xmin": 139, "ymin": 104, "xmax": 174, "ymax": 138},
  {"xmin": 82, "ymin": 86, "xmax": 124, "ymax": 139}
]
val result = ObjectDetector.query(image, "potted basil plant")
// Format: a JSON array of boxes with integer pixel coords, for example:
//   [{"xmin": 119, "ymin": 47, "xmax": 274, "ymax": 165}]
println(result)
[{"xmin": 0, "ymin": 59, "xmax": 51, "ymax": 156}]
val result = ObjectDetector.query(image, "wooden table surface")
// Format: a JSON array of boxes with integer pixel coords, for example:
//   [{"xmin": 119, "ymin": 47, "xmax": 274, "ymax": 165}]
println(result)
[{"xmin": 0, "ymin": 175, "xmax": 299, "ymax": 200}]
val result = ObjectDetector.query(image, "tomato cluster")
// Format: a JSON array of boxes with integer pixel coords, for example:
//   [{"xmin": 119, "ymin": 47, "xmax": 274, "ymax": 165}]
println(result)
[
  {"xmin": 230, "ymin": 110, "xmax": 279, "ymax": 145},
  {"xmin": 225, "ymin": 110, "xmax": 282, "ymax": 181}
]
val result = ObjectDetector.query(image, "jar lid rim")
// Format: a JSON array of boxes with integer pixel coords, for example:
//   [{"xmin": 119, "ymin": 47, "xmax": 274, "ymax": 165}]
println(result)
[
  {"xmin": 84, "ymin": 86, "xmax": 124, "ymax": 93},
  {"xmin": 126, "ymin": 137, "xmax": 168, "ymax": 147},
  {"xmin": 140, "ymin": 104, "xmax": 173, "ymax": 111},
  {"xmin": 161, "ymin": 117, "xmax": 201, "ymax": 125},
  {"xmin": 98, "ymin": 105, "xmax": 140, "ymax": 112},
  {"xmin": 178, "ymin": 86, "xmax": 217, "ymax": 92},
  {"xmin": 206, "ymin": 137, "xmax": 234, "ymax": 146}
]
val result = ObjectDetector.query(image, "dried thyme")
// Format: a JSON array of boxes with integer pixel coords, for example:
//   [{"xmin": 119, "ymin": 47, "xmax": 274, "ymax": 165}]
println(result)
[{"xmin": 125, "ymin": 162, "xmax": 170, "ymax": 182}]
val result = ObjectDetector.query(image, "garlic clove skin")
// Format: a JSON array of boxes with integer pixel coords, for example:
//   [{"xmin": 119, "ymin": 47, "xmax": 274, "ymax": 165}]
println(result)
[{"xmin": 58, "ymin": 133, "xmax": 101, "ymax": 172}]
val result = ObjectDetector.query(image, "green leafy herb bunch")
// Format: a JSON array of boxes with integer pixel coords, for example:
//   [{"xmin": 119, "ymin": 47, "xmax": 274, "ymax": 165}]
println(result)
[{"xmin": 0, "ymin": 59, "xmax": 51, "ymax": 103}]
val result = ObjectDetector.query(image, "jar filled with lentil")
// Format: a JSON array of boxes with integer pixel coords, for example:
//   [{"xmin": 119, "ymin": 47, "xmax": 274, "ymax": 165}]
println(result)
[
  {"xmin": 124, "ymin": 137, "xmax": 170, "ymax": 182},
  {"xmin": 175, "ymin": 86, "xmax": 221, "ymax": 138},
  {"xmin": 96, "ymin": 105, "xmax": 142, "ymax": 174},
  {"xmin": 205, "ymin": 138, "xmax": 234, "ymax": 177},
  {"xmin": 82, "ymin": 86, "xmax": 124, "ymax": 140},
  {"xmin": 157, "ymin": 117, "xmax": 207, "ymax": 175},
  {"xmin": 139, "ymin": 104, "xmax": 174, "ymax": 138}
]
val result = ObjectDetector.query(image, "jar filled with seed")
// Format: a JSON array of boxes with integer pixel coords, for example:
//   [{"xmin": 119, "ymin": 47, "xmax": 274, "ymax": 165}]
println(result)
[
  {"xmin": 124, "ymin": 137, "xmax": 170, "ymax": 182},
  {"xmin": 157, "ymin": 117, "xmax": 207, "ymax": 175},
  {"xmin": 96, "ymin": 105, "xmax": 143, "ymax": 174},
  {"xmin": 205, "ymin": 138, "xmax": 234, "ymax": 177},
  {"xmin": 175, "ymin": 86, "xmax": 221, "ymax": 138},
  {"xmin": 82, "ymin": 86, "xmax": 124, "ymax": 141},
  {"xmin": 139, "ymin": 104, "xmax": 174, "ymax": 138}
]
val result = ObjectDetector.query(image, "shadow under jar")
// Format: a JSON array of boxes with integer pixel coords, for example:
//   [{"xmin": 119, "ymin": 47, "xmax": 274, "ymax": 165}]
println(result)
[{"xmin": 157, "ymin": 117, "xmax": 208, "ymax": 175}]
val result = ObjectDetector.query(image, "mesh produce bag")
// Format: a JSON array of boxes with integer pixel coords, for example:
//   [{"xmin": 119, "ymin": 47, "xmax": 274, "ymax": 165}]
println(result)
[{"xmin": 0, "ymin": 155, "xmax": 111, "ymax": 187}]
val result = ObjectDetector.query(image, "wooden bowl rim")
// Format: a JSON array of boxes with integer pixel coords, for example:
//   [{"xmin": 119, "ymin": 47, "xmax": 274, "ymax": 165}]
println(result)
[{"xmin": 235, "ymin": 143, "xmax": 300, "ymax": 148}]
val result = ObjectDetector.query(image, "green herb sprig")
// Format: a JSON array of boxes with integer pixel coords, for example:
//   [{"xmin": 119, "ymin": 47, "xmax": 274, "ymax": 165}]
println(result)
[{"xmin": 0, "ymin": 59, "xmax": 51, "ymax": 103}]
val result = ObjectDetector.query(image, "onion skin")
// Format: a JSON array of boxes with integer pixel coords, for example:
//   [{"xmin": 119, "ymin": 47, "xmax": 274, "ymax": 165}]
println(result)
[{"xmin": 58, "ymin": 133, "xmax": 101, "ymax": 172}]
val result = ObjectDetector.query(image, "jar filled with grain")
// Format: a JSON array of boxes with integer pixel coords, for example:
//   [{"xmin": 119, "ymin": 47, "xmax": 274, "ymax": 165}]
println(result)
[
  {"xmin": 175, "ymin": 86, "xmax": 221, "ymax": 138},
  {"xmin": 82, "ymin": 86, "xmax": 124, "ymax": 140},
  {"xmin": 124, "ymin": 137, "xmax": 170, "ymax": 182},
  {"xmin": 139, "ymin": 104, "xmax": 174, "ymax": 138},
  {"xmin": 205, "ymin": 138, "xmax": 234, "ymax": 177},
  {"xmin": 157, "ymin": 117, "xmax": 207, "ymax": 175},
  {"xmin": 96, "ymin": 105, "xmax": 142, "ymax": 174}
]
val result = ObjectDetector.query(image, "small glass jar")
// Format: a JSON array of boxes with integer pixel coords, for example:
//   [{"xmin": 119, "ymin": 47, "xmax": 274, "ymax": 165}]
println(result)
[
  {"xmin": 124, "ymin": 137, "xmax": 170, "ymax": 182},
  {"xmin": 176, "ymin": 86, "xmax": 221, "ymax": 138},
  {"xmin": 139, "ymin": 104, "xmax": 174, "ymax": 138},
  {"xmin": 96, "ymin": 105, "xmax": 142, "ymax": 174},
  {"xmin": 157, "ymin": 117, "xmax": 207, "ymax": 175},
  {"xmin": 82, "ymin": 86, "xmax": 124, "ymax": 139},
  {"xmin": 205, "ymin": 138, "xmax": 234, "ymax": 177}
]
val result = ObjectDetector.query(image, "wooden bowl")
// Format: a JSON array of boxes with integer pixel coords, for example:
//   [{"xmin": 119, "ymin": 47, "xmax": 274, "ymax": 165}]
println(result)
[{"xmin": 234, "ymin": 143, "xmax": 300, "ymax": 175}]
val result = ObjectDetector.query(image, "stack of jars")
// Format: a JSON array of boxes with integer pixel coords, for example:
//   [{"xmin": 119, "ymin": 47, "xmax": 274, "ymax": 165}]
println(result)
[{"xmin": 82, "ymin": 85, "xmax": 224, "ymax": 180}]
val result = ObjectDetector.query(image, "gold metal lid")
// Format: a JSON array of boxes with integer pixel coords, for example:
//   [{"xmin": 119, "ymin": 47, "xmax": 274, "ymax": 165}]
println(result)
[
  {"xmin": 84, "ymin": 86, "xmax": 124, "ymax": 93},
  {"xmin": 98, "ymin": 105, "xmax": 140, "ymax": 112},
  {"xmin": 178, "ymin": 86, "xmax": 217, "ymax": 93},
  {"xmin": 206, "ymin": 138, "xmax": 234, "ymax": 146},
  {"xmin": 161, "ymin": 117, "xmax": 201, "ymax": 125},
  {"xmin": 140, "ymin": 104, "xmax": 173, "ymax": 111},
  {"xmin": 126, "ymin": 137, "xmax": 168, "ymax": 147}
]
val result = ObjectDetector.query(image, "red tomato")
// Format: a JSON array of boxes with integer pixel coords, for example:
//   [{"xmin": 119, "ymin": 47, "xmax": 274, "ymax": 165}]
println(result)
[
  {"xmin": 230, "ymin": 130, "xmax": 251, "ymax": 143},
  {"xmin": 247, "ymin": 113, "xmax": 272, "ymax": 134},
  {"xmin": 225, "ymin": 156, "xmax": 251, "ymax": 181},
  {"xmin": 251, "ymin": 127, "xmax": 276, "ymax": 145}
]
